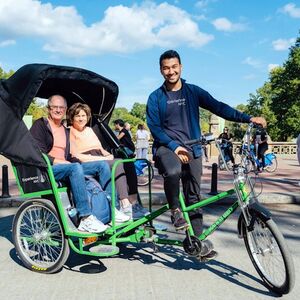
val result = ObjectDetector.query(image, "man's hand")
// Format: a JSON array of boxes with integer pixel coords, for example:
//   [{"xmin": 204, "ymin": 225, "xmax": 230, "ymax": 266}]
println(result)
[
  {"xmin": 174, "ymin": 146, "xmax": 191, "ymax": 164},
  {"xmin": 250, "ymin": 117, "xmax": 267, "ymax": 128}
]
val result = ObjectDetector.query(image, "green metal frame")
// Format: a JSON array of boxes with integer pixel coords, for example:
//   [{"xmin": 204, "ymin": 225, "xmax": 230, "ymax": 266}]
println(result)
[{"xmin": 12, "ymin": 155, "xmax": 249, "ymax": 257}]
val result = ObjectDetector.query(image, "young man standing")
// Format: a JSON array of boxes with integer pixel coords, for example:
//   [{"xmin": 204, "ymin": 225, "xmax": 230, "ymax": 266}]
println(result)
[{"xmin": 146, "ymin": 50, "xmax": 266, "ymax": 259}]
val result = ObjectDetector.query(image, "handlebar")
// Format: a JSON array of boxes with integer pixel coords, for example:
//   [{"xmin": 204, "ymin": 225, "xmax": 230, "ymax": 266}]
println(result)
[{"xmin": 185, "ymin": 133, "xmax": 214, "ymax": 146}]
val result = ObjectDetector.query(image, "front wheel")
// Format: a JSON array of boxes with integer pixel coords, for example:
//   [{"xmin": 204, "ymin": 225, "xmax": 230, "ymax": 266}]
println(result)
[
  {"xmin": 12, "ymin": 199, "xmax": 70, "ymax": 273},
  {"xmin": 242, "ymin": 215, "xmax": 295, "ymax": 295},
  {"xmin": 218, "ymin": 155, "xmax": 225, "ymax": 170}
]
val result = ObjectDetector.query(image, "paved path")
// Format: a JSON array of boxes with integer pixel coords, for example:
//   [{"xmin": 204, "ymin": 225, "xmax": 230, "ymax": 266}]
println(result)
[
  {"xmin": 1, "ymin": 155, "xmax": 299, "ymax": 207},
  {"xmin": 0, "ymin": 203, "xmax": 299, "ymax": 299},
  {"xmin": 138, "ymin": 155, "xmax": 300, "ymax": 205}
]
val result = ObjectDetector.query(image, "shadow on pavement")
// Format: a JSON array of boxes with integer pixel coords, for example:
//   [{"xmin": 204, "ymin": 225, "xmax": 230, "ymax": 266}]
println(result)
[
  {"xmin": 115, "ymin": 242, "xmax": 279, "ymax": 297},
  {"xmin": 0, "ymin": 215, "xmax": 14, "ymax": 244},
  {"xmin": 61, "ymin": 240, "xmax": 279, "ymax": 296}
]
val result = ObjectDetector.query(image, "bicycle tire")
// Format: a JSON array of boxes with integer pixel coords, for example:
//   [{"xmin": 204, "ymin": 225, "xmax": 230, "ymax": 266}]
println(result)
[
  {"xmin": 137, "ymin": 164, "xmax": 154, "ymax": 186},
  {"xmin": 13, "ymin": 199, "xmax": 70, "ymax": 274},
  {"xmin": 265, "ymin": 157, "xmax": 277, "ymax": 173},
  {"xmin": 241, "ymin": 216, "xmax": 295, "ymax": 295},
  {"xmin": 218, "ymin": 155, "xmax": 225, "ymax": 170}
]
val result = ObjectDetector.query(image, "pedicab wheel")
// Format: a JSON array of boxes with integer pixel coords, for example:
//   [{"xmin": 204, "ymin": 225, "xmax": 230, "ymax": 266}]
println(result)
[
  {"xmin": 12, "ymin": 198, "xmax": 70, "ymax": 274},
  {"xmin": 241, "ymin": 216, "xmax": 295, "ymax": 295},
  {"xmin": 183, "ymin": 236, "xmax": 202, "ymax": 256}
]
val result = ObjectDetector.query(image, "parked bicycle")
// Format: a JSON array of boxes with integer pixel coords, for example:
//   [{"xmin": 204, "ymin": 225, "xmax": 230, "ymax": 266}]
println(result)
[{"xmin": 2, "ymin": 65, "xmax": 294, "ymax": 296}]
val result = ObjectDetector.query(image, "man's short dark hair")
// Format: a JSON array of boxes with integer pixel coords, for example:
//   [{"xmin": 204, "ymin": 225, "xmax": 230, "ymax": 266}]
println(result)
[
  {"xmin": 114, "ymin": 119, "xmax": 124, "ymax": 127},
  {"xmin": 159, "ymin": 50, "xmax": 181, "ymax": 66}
]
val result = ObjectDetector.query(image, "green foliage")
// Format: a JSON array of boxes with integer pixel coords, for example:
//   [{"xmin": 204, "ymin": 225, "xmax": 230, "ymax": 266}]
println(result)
[
  {"xmin": 130, "ymin": 103, "xmax": 147, "ymax": 121},
  {"xmin": 0, "ymin": 67, "xmax": 14, "ymax": 79},
  {"xmin": 200, "ymin": 108, "xmax": 212, "ymax": 133},
  {"xmin": 109, "ymin": 107, "xmax": 147, "ymax": 140},
  {"xmin": 226, "ymin": 104, "xmax": 248, "ymax": 141},
  {"xmin": 26, "ymin": 99, "xmax": 48, "ymax": 122},
  {"xmin": 245, "ymin": 31, "xmax": 300, "ymax": 141}
]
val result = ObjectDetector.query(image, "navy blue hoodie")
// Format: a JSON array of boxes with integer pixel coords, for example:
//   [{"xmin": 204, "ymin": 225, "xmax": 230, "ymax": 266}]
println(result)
[{"xmin": 146, "ymin": 79, "xmax": 251, "ymax": 158}]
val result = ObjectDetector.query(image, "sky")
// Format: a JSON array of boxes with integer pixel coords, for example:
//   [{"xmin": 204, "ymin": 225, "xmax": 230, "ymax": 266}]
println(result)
[{"xmin": 0, "ymin": 0, "xmax": 299, "ymax": 109}]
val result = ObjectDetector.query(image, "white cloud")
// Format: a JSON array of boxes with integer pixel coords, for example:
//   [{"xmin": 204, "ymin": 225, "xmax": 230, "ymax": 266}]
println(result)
[
  {"xmin": 272, "ymin": 38, "xmax": 295, "ymax": 51},
  {"xmin": 0, "ymin": 39, "xmax": 16, "ymax": 47},
  {"xmin": 212, "ymin": 17, "xmax": 246, "ymax": 32},
  {"xmin": 268, "ymin": 64, "xmax": 279, "ymax": 72},
  {"xmin": 282, "ymin": 3, "xmax": 300, "ymax": 18},
  {"xmin": 242, "ymin": 57, "xmax": 262, "ymax": 69},
  {"xmin": 0, "ymin": 0, "xmax": 214, "ymax": 57}
]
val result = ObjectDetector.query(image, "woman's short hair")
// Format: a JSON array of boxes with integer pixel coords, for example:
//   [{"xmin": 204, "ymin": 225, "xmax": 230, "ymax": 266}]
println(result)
[{"xmin": 67, "ymin": 102, "xmax": 91, "ymax": 125}]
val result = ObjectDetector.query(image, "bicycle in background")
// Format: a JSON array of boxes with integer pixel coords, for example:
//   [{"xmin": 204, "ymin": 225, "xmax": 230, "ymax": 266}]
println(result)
[
  {"xmin": 236, "ymin": 142, "xmax": 277, "ymax": 174},
  {"xmin": 218, "ymin": 139, "xmax": 234, "ymax": 170}
]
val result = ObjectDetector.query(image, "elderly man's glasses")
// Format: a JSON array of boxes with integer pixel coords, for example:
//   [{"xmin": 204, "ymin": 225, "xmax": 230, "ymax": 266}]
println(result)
[{"xmin": 49, "ymin": 105, "xmax": 66, "ymax": 111}]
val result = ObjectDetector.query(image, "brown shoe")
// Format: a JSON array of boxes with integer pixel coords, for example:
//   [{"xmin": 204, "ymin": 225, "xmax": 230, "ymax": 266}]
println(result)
[{"xmin": 171, "ymin": 210, "xmax": 189, "ymax": 231}]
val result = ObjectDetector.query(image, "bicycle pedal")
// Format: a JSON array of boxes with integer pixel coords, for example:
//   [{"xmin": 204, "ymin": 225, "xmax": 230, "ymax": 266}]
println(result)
[{"xmin": 175, "ymin": 224, "xmax": 190, "ymax": 231}]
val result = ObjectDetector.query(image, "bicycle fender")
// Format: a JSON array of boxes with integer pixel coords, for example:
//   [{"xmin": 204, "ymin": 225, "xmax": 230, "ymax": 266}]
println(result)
[{"xmin": 237, "ymin": 202, "xmax": 272, "ymax": 238}]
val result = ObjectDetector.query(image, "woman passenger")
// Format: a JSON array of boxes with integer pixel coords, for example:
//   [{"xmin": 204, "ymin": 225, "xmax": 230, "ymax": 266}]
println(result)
[{"xmin": 67, "ymin": 103, "xmax": 148, "ymax": 220}]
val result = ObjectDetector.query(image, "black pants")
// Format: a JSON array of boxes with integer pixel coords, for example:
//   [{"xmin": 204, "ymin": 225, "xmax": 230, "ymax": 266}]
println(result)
[
  {"xmin": 155, "ymin": 146, "xmax": 203, "ymax": 236},
  {"xmin": 257, "ymin": 143, "xmax": 268, "ymax": 168},
  {"xmin": 224, "ymin": 143, "xmax": 235, "ymax": 164}
]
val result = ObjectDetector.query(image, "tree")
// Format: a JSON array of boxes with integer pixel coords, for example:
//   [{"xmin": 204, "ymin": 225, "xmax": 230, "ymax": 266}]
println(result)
[
  {"xmin": 245, "ymin": 31, "xmax": 300, "ymax": 141},
  {"xmin": 0, "ymin": 67, "xmax": 14, "ymax": 79},
  {"xmin": 227, "ymin": 104, "xmax": 249, "ymax": 141},
  {"xmin": 130, "ymin": 103, "xmax": 147, "ymax": 121},
  {"xmin": 26, "ymin": 99, "xmax": 48, "ymax": 122},
  {"xmin": 200, "ymin": 108, "xmax": 211, "ymax": 133},
  {"xmin": 269, "ymin": 35, "xmax": 300, "ymax": 140},
  {"xmin": 109, "ymin": 107, "xmax": 146, "ymax": 140}
]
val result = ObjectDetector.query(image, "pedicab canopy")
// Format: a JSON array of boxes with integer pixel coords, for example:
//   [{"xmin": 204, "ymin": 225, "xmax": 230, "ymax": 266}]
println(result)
[{"xmin": 0, "ymin": 64, "xmax": 118, "ymax": 193}]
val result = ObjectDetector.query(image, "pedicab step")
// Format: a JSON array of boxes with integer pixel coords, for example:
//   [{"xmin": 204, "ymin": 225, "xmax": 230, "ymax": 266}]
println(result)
[{"xmin": 89, "ymin": 244, "xmax": 119, "ymax": 255}]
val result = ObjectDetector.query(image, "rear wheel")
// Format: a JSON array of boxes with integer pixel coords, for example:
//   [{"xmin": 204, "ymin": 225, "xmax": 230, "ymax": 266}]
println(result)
[
  {"xmin": 242, "ymin": 215, "xmax": 295, "ymax": 295},
  {"xmin": 264, "ymin": 156, "xmax": 277, "ymax": 173},
  {"xmin": 12, "ymin": 199, "xmax": 70, "ymax": 273}
]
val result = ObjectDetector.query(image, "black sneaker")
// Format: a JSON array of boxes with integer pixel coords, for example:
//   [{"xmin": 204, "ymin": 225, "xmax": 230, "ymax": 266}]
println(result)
[
  {"xmin": 171, "ymin": 210, "xmax": 189, "ymax": 231},
  {"xmin": 199, "ymin": 239, "xmax": 214, "ymax": 256}
]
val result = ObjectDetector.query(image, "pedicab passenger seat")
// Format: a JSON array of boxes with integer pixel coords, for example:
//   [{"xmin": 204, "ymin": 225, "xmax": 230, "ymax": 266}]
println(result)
[{"xmin": 11, "ymin": 160, "xmax": 67, "ymax": 197}]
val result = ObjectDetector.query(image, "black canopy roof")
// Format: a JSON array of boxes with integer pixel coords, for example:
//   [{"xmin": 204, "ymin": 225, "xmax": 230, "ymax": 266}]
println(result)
[{"xmin": 0, "ymin": 63, "xmax": 119, "ymax": 167}]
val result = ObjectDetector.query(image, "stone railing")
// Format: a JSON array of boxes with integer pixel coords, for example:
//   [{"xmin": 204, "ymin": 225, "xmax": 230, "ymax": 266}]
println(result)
[
  {"xmin": 233, "ymin": 142, "xmax": 297, "ymax": 156},
  {"xmin": 146, "ymin": 142, "xmax": 297, "ymax": 157}
]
